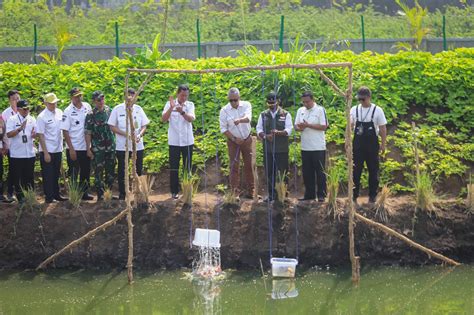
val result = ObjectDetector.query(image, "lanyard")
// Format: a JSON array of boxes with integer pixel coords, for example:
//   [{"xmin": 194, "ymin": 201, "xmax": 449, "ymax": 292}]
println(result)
[
  {"xmin": 359, "ymin": 105, "xmax": 372, "ymax": 122},
  {"xmin": 17, "ymin": 114, "xmax": 26, "ymax": 134}
]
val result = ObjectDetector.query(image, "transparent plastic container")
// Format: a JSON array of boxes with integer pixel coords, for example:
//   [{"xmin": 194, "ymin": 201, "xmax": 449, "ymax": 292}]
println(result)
[
  {"xmin": 192, "ymin": 228, "xmax": 221, "ymax": 248},
  {"xmin": 271, "ymin": 279, "xmax": 299, "ymax": 299},
  {"xmin": 270, "ymin": 258, "xmax": 298, "ymax": 278}
]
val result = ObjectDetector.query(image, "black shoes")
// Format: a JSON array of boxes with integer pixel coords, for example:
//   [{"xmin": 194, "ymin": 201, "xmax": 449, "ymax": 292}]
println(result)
[
  {"xmin": 118, "ymin": 194, "xmax": 126, "ymax": 200},
  {"xmin": 82, "ymin": 194, "xmax": 94, "ymax": 201},
  {"xmin": 318, "ymin": 197, "xmax": 325, "ymax": 202},
  {"xmin": 298, "ymin": 197, "xmax": 314, "ymax": 201},
  {"xmin": 54, "ymin": 195, "xmax": 68, "ymax": 202},
  {"xmin": 45, "ymin": 199, "xmax": 56, "ymax": 204},
  {"xmin": 368, "ymin": 196, "xmax": 377, "ymax": 204},
  {"xmin": 171, "ymin": 193, "xmax": 179, "ymax": 200}
]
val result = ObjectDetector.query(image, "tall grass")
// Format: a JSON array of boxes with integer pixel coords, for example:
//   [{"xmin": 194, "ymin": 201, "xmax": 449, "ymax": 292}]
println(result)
[
  {"xmin": 467, "ymin": 174, "xmax": 474, "ymax": 214},
  {"xmin": 181, "ymin": 170, "xmax": 199, "ymax": 205},
  {"xmin": 14, "ymin": 187, "xmax": 40, "ymax": 236},
  {"xmin": 326, "ymin": 165, "xmax": 343, "ymax": 219},
  {"xmin": 136, "ymin": 174, "xmax": 155, "ymax": 204},
  {"xmin": 415, "ymin": 171, "xmax": 436, "ymax": 213},
  {"xmin": 67, "ymin": 180, "xmax": 83, "ymax": 209},
  {"xmin": 375, "ymin": 185, "xmax": 392, "ymax": 223},
  {"xmin": 275, "ymin": 171, "xmax": 287, "ymax": 204}
]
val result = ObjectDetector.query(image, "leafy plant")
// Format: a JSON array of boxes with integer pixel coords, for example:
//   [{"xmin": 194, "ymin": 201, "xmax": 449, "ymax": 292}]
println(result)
[
  {"xmin": 395, "ymin": 0, "xmax": 430, "ymax": 50},
  {"xmin": 467, "ymin": 174, "xmax": 474, "ymax": 214},
  {"xmin": 326, "ymin": 164, "xmax": 343, "ymax": 220},
  {"xmin": 375, "ymin": 185, "xmax": 392, "ymax": 223},
  {"xmin": 136, "ymin": 174, "xmax": 155, "ymax": 204}
]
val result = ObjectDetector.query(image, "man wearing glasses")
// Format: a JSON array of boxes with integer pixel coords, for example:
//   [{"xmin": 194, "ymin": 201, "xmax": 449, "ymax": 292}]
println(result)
[
  {"xmin": 350, "ymin": 86, "xmax": 387, "ymax": 204},
  {"xmin": 256, "ymin": 92, "xmax": 293, "ymax": 202},
  {"xmin": 5, "ymin": 100, "xmax": 36, "ymax": 203},
  {"xmin": 219, "ymin": 87, "xmax": 254, "ymax": 199}
]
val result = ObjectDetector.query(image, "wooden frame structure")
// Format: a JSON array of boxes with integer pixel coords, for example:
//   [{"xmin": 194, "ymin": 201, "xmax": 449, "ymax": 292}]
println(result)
[{"xmin": 36, "ymin": 62, "xmax": 459, "ymax": 285}]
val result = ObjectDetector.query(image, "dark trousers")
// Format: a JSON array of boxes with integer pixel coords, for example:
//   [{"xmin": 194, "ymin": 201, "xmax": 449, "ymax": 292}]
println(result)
[
  {"xmin": 116, "ymin": 150, "xmax": 144, "ymax": 197},
  {"xmin": 301, "ymin": 150, "xmax": 327, "ymax": 199},
  {"xmin": 7, "ymin": 153, "xmax": 14, "ymax": 196},
  {"xmin": 169, "ymin": 145, "xmax": 193, "ymax": 194},
  {"xmin": 40, "ymin": 152, "xmax": 62, "ymax": 201},
  {"xmin": 353, "ymin": 147, "xmax": 379, "ymax": 200},
  {"xmin": 264, "ymin": 151, "xmax": 289, "ymax": 200},
  {"xmin": 0, "ymin": 154, "xmax": 3, "ymax": 196},
  {"xmin": 66, "ymin": 149, "xmax": 91, "ymax": 195},
  {"xmin": 11, "ymin": 157, "xmax": 35, "ymax": 201}
]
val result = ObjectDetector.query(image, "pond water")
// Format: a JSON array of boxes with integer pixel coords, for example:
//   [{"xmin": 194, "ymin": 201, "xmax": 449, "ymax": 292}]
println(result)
[{"xmin": 1, "ymin": 265, "xmax": 472, "ymax": 314}]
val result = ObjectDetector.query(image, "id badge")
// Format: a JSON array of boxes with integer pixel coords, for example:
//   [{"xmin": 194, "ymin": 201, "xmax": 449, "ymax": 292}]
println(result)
[{"xmin": 22, "ymin": 135, "xmax": 28, "ymax": 143}]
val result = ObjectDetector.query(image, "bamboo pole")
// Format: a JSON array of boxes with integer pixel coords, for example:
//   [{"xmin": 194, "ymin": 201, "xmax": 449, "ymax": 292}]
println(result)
[
  {"xmin": 251, "ymin": 136, "xmax": 258, "ymax": 202},
  {"xmin": 412, "ymin": 122, "xmax": 420, "ymax": 236},
  {"xmin": 317, "ymin": 68, "xmax": 346, "ymax": 97},
  {"xmin": 36, "ymin": 208, "xmax": 129, "ymax": 270},
  {"xmin": 127, "ymin": 62, "xmax": 352, "ymax": 74},
  {"xmin": 355, "ymin": 212, "xmax": 460, "ymax": 266},
  {"xmin": 344, "ymin": 65, "xmax": 360, "ymax": 284},
  {"xmin": 124, "ymin": 74, "xmax": 134, "ymax": 284}
]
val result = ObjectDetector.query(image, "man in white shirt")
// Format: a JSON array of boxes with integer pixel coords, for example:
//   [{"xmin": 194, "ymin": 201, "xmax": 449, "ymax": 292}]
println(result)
[
  {"xmin": 350, "ymin": 86, "xmax": 387, "ymax": 204},
  {"xmin": 37, "ymin": 93, "xmax": 68, "ymax": 203},
  {"xmin": 295, "ymin": 91, "xmax": 328, "ymax": 202},
  {"xmin": 60, "ymin": 87, "xmax": 93, "ymax": 200},
  {"xmin": 6, "ymin": 100, "xmax": 36, "ymax": 202},
  {"xmin": 1, "ymin": 89, "xmax": 20, "ymax": 202},
  {"xmin": 219, "ymin": 87, "xmax": 254, "ymax": 198},
  {"xmin": 0, "ymin": 116, "xmax": 7, "ymax": 202},
  {"xmin": 108, "ymin": 88, "xmax": 150, "ymax": 200},
  {"xmin": 161, "ymin": 85, "xmax": 195, "ymax": 199},
  {"xmin": 256, "ymin": 92, "xmax": 293, "ymax": 202}
]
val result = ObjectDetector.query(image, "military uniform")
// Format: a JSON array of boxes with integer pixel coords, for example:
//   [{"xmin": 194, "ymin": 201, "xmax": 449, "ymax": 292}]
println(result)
[{"xmin": 85, "ymin": 105, "xmax": 115, "ymax": 197}]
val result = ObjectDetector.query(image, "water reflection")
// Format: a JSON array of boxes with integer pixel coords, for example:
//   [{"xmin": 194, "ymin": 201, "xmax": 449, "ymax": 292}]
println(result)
[
  {"xmin": 271, "ymin": 279, "xmax": 298, "ymax": 300},
  {"xmin": 192, "ymin": 279, "xmax": 222, "ymax": 315}
]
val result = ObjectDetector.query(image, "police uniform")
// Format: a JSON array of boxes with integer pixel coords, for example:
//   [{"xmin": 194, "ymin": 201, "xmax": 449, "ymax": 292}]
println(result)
[
  {"xmin": 256, "ymin": 106, "xmax": 293, "ymax": 201},
  {"xmin": 6, "ymin": 110, "xmax": 36, "ymax": 201},
  {"xmin": 108, "ymin": 103, "xmax": 150, "ymax": 198},
  {"xmin": 36, "ymin": 104, "xmax": 64, "ymax": 202},
  {"xmin": 60, "ymin": 101, "xmax": 92, "ymax": 196},
  {"xmin": 85, "ymin": 105, "xmax": 115, "ymax": 198}
]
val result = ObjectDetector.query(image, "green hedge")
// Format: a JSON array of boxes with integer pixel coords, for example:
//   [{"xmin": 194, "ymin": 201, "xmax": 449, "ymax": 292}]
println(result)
[{"xmin": 1, "ymin": 48, "xmax": 473, "ymax": 193}]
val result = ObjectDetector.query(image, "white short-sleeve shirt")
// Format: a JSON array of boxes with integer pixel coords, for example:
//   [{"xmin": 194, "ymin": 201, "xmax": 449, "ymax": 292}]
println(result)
[
  {"xmin": 350, "ymin": 104, "xmax": 387, "ymax": 135},
  {"xmin": 219, "ymin": 101, "xmax": 252, "ymax": 139},
  {"xmin": 1, "ymin": 106, "xmax": 18, "ymax": 149},
  {"xmin": 295, "ymin": 104, "xmax": 328, "ymax": 151},
  {"xmin": 108, "ymin": 103, "xmax": 150, "ymax": 151},
  {"xmin": 60, "ymin": 102, "xmax": 92, "ymax": 151},
  {"xmin": 6, "ymin": 114, "xmax": 37, "ymax": 158},
  {"xmin": 162, "ymin": 100, "xmax": 195, "ymax": 146},
  {"xmin": 36, "ymin": 108, "xmax": 64, "ymax": 153}
]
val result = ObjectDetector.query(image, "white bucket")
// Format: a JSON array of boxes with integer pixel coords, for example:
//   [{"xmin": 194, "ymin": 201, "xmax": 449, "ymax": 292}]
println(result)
[
  {"xmin": 271, "ymin": 279, "xmax": 299, "ymax": 299},
  {"xmin": 270, "ymin": 257, "xmax": 298, "ymax": 278},
  {"xmin": 193, "ymin": 228, "xmax": 221, "ymax": 248}
]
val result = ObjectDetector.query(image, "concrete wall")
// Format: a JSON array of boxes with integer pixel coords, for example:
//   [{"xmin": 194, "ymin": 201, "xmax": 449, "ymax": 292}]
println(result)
[{"xmin": 0, "ymin": 38, "xmax": 473, "ymax": 64}]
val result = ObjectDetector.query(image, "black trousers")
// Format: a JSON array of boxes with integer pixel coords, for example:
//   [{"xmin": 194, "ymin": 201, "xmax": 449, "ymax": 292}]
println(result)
[
  {"xmin": 11, "ymin": 157, "xmax": 35, "ymax": 201},
  {"xmin": 169, "ymin": 145, "xmax": 193, "ymax": 194},
  {"xmin": 353, "ymin": 147, "xmax": 379, "ymax": 199},
  {"xmin": 301, "ymin": 150, "xmax": 327, "ymax": 199},
  {"xmin": 116, "ymin": 150, "xmax": 144, "ymax": 197},
  {"xmin": 40, "ymin": 152, "xmax": 62, "ymax": 201},
  {"xmin": 264, "ymin": 151, "xmax": 289, "ymax": 200},
  {"xmin": 0, "ymin": 154, "xmax": 3, "ymax": 196},
  {"xmin": 66, "ymin": 149, "xmax": 91, "ymax": 195},
  {"xmin": 7, "ymin": 153, "xmax": 14, "ymax": 196}
]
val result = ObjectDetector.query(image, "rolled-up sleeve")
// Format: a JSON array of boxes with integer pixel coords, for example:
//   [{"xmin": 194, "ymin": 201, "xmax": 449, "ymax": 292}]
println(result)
[
  {"xmin": 256, "ymin": 114, "xmax": 263, "ymax": 135},
  {"xmin": 219, "ymin": 108, "xmax": 227, "ymax": 133},
  {"xmin": 285, "ymin": 113, "xmax": 293, "ymax": 136}
]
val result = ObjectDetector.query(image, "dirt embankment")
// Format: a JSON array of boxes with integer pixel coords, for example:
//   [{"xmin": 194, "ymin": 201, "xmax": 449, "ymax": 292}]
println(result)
[{"xmin": 0, "ymin": 195, "xmax": 472, "ymax": 270}]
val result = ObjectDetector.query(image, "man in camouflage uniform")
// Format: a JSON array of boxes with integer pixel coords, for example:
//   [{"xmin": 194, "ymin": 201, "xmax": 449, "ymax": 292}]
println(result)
[{"xmin": 85, "ymin": 91, "xmax": 116, "ymax": 200}]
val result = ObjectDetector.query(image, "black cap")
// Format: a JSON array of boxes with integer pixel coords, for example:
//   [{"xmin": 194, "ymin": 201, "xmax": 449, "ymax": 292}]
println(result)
[
  {"xmin": 266, "ymin": 91, "xmax": 278, "ymax": 102},
  {"xmin": 127, "ymin": 88, "xmax": 136, "ymax": 95},
  {"xmin": 91, "ymin": 90, "xmax": 104, "ymax": 100},
  {"xmin": 17, "ymin": 100, "xmax": 29, "ymax": 108},
  {"xmin": 69, "ymin": 87, "xmax": 83, "ymax": 97}
]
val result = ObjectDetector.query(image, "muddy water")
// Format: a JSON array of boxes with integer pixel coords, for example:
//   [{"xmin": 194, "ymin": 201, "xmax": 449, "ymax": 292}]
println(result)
[{"xmin": 1, "ymin": 266, "xmax": 473, "ymax": 314}]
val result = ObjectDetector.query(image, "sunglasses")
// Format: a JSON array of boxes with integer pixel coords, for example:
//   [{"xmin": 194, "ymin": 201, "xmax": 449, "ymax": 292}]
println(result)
[
  {"xmin": 19, "ymin": 107, "xmax": 30, "ymax": 110},
  {"xmin": 229, "ymin": 99, "xmax": 239, "ymax": 103},
  {"xmin": 358, "ymin": 98, "xmax": 366, "ymax": 101},
  {"xmin": 267, "ymin": 101, "xmax": 276, "ymax": 105}
]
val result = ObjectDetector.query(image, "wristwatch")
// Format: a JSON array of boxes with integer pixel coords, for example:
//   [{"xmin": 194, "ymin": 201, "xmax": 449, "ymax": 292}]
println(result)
[{"xmin": 180, "ymin": 111, "xmax": 185, "ymax": 115}]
